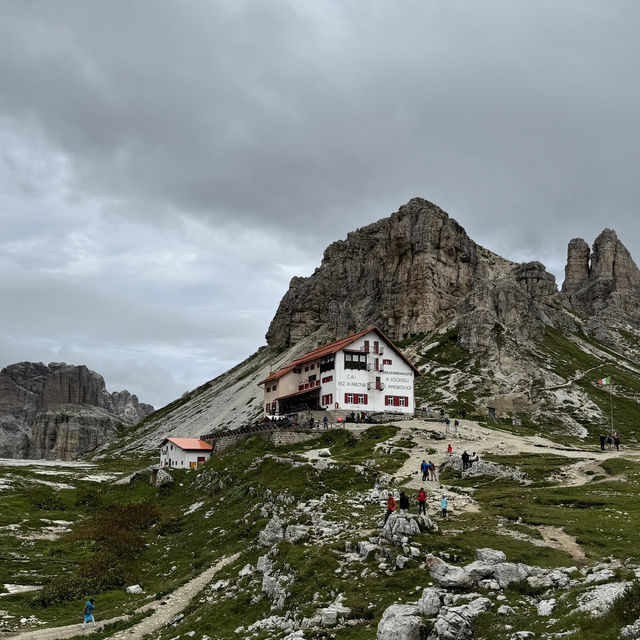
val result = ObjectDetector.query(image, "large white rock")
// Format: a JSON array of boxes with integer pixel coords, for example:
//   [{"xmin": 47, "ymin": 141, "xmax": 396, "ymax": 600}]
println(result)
[
  {"xmin": 156, "ymin": 468, "xmax": 173, "ymax": 486},
  {"xmin": 417, "ymin": 587, "xmax": 442, "ymax": 617},
  {"xmin": 376, "ymin": 604, "xmax": 424, "ymax": 640},
  {"xmin": 126, "ymin": 584, "xmax": 143, "ymax": 594},
  {"xmin": 475, "ymin": 548, "xmax": 507, "ymax": 564},
  {"xmin": 381, "ymin": 514, "xmax": 421, "ymax": 543},
  {"xmin": 259, "ymin": 516, "xmax": 285, "ymax": 547},
  {"xmin": 576, "ymin": 581, "xmax": 632, "ymax": 618},
  {"xmin": 284, "ymin": 524, "xmax": 309, "ymax": 543},
  {"xmin": 426, "ymin": 555, "xmax": 473, "ymax": 589},
  {"xmin": 432, "ymin": 598, "xmax": 491, "ymax": 640},
  {"xmin": 620, "ymin": 616, "xmax": 640, "ymax": 638},
  {"xmin": 537, "ymin": 599, "xmax": 555, "ymax": 616},
  {"xmin": 493, "ymin": 563, "xmax": 531, "ymax": 588},
  {"xmin": 463, "ymin": 560, "xmax": 494, "ymax": 583}
]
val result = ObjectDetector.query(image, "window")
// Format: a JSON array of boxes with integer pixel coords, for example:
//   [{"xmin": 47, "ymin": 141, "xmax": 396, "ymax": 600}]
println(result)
[
  {"xmin": 321, "ymin": 393, "xmax": 333, "ymax": 405},
  {"xmin": 293, "ymin": 367, "xmax": 302, "ymax": 374},
  {"xmin": 373, "ymin": 340, "xmax": 379, "ymax": 353},
  {"xmin": 320, "ymin": 356, "xmax": 335, "ymax": 373},
  {"xmin": 345, "ymin": 393, "xmax": 354, "ymax": 404},
  {"xmin": 383, "ymin": 359, "xmax": 392, "ymax": 365},
  {"xmin": 321, "ymin": 375, "xmax": 333, "ymax": 384},
  {"xmin": 364, "ymin": 340, "xmax": 370, "ymax": 353},
  {"xmin": 344, "ymin": 352, "xmax": 367, "ymax": 370},
  {"xmin": 384, "ymin": 395, "xmax": 409, "ymax": 407},
  {"xmin": 272, "ymin": 383, "xmax": 277, "ymax": 391},
  {"xmin": 358, "ymin": 394, "xmax": 368, "ymax": 404},
  {"xmin": 399, "ymin": 397, "xmax": 407, "ymax": 407},
  {"xmin": 385, "ymin": 395, "xmax": 394, "ymax": 406},
  {"xmin": 308, "ymin": 374, "xmax": 316, "ymax": 383},
  {"xmin": 305, "ymin": 366, "xmax": 309, "ymax": 372},
  {"xmin": 310, "ymin": 364, "xmax": 315, "ymax": 370}
]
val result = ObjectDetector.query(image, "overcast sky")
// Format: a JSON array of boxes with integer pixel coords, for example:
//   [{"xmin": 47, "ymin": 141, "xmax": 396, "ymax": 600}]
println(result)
[{"xmin": 2, "ymin": 1, "xmax": 640, "ymax": 408}]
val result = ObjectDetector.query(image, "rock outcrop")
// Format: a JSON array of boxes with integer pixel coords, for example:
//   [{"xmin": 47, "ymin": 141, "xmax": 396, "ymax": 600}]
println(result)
[
  {"xmin": 266, "ymin": 198, "xmax": 576, "ymax": 354},
  {"xmin": 562, "ymin": 229, "xmax": 640, "ymax": 321},
  {"xmin": 0, "ymin": 362, "xmax": 153, "ymax": 459}
]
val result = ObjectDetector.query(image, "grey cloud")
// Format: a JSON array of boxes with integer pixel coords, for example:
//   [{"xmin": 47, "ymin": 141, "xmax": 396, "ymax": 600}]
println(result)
[{"xmin": 2, "ymin": 1, "xmax": 640, "ymax": 404}]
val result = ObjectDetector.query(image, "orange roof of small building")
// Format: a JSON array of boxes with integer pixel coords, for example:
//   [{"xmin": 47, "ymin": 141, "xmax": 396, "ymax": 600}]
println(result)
[
  {"xmin": 163, "ymin": 437, "xmax": 212, "ymax": 451},
  {"xmin": 259, "ymin": 326, "xmax": 420, "ymax": 385}
]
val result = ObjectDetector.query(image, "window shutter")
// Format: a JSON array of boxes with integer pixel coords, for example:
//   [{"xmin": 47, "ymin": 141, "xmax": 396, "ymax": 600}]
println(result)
[
  {"xmin": 364, "ymin": 394, "xmax": 368, "ymax": 404},
  {"xmin": 405, "ymin": 396, "xmax": 409, "ymax": 406},
  {"xmin": 394, "ymin": 396, "xmax": 399, "ymax": 407},
  {"xmin": 344, "ymin": 393, "xmax": 349, "ymax": 404}
]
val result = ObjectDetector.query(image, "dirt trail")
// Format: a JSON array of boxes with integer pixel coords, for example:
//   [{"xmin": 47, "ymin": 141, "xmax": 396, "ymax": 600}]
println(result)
[
  {"xmin": 5, "ymin": 554, "xmax": 239, "ymax": 640},
  {"xmin": 386, "ymin": 418, "xmax": 640, "ymax": 492}
]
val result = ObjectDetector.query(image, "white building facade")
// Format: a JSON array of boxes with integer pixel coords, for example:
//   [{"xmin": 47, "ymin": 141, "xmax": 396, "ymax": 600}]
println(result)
[
  {"xmin": 160, "ymin": 438, "xmax": 212, "ymax": 469},
  {"xmin": 260, "ymin": 327, "xmax": 418, "ymax": 416}
]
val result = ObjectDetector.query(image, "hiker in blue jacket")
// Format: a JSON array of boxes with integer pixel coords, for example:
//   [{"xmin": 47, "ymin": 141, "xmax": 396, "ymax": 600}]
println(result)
[
  {"xmin": 82, "ymin": 599, "xmax": 96, "ymax": 628},
  {"xmin": 421, "ymin": 459, "xmax": 428, "ymax": 482},
  {"xmin": 440, "ymin": 495, "xmax": 448, "ymax": 519}
]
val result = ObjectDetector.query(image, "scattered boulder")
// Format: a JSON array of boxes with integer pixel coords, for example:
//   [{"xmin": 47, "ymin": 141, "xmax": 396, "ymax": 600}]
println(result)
[
  {"xmin": 475, "ymin": 548, "xmax": 507, "ymax": 564},
  {"xmin": 432, "ymin": 597, "xmax": 491, "ymax": 640},
  {"xmin": 417, "ymin": 587, "xmax": 442, "ymax": 617},
  {"xmin": 259, "ymin": 516, "xmax": 285, "ymax": 547},
  {"xmin": 376, "ymin": 604, "xmax": 425, "ymax": 640},
  {"xmin": 426, "ymin": 554, "xmax": 473, "ymax": 589},
  {"xmin": 493, "ymin": 563, "xmax": 532, "ymax": 589},
  {"xmin": 156, "ymin": 468, "xmax": 173, "ymax": 486},
  {"xmin": 125, "ymin": 584, "xmax": 143, "ymax": 594},
  {"xmin": 576, "ymin": 581, "xmax": 632, "ymax": 618}
]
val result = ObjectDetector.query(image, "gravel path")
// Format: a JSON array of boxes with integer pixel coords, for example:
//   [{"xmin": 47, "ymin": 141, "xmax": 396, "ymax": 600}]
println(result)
[{"xmin": 6, "ymin": 554, "xmax": 239, "ymax": 640}]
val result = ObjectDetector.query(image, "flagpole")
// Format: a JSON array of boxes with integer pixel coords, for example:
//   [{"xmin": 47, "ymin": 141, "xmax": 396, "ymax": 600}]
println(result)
[{"xmin": 610, "ymin": 377, "xmax": 614, "ymax": 435}]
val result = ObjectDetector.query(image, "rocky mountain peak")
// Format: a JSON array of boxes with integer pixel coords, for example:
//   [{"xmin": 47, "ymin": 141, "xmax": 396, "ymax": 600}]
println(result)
[
  {"xmin": 266, "ymin": 198, "xmax": 485, "ymax": 348},
  {"xmin": 562, "ymin": 229, "xmax": 640, "ymax": 319},
  {"xmin": 0, "ymin": 361, "xmax": 154, "ymax": 459}
]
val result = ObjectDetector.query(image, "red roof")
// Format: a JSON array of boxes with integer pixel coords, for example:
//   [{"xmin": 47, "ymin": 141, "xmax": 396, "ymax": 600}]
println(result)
[
  {"xmin": 164, "ymin": 437, "xmax": 212, "ymax": 451},
  {"xmin": 259, "ymin": 326, "xmax": 420, "ymax": 385}
]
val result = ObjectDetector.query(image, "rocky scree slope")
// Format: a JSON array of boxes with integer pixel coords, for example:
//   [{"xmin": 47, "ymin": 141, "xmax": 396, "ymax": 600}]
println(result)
[
  {"xmin": 115, "ymin": 197, "xmax": 640, "ymax": 452},
  {"xmin": 0, "ymin": 362, "xmax": 153, "ymax": 459}
]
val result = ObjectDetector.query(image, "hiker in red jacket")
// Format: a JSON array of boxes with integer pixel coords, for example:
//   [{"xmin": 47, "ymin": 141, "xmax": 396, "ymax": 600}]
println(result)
[
  {"xmin": 417, "ymin": 488, "xmax": 427, "ymax": 515},
  {"xmin": 384, "ymin": 493, "xmax": 397, "ymax": 523},
  {"xmin": 447, "ymin": 443, "xmax": 453, "ymax": 456}
]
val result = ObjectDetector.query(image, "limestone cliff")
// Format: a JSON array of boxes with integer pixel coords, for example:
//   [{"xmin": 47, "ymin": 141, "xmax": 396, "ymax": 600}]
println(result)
[{"xmin": 0, "ymin": 362, "xmax": 154, "ymax": 459}]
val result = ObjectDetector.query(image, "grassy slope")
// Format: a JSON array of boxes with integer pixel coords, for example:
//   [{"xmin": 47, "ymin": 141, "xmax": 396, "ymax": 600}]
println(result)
[{"xmin": 3, "ymin": 427, "xmax": 640, "ymax": 639}]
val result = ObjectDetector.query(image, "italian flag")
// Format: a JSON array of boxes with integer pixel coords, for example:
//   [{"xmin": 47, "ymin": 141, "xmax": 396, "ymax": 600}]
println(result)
[{"xmin": 598, "ymin": 377, "xmax": 611, "ymax": 386}]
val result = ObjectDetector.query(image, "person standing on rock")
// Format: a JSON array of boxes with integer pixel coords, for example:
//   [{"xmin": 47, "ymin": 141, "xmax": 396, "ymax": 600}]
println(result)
[
  {"xmin": 399, "ymin": 491, "xmax": 410, "ymax": 514},
  {"xmin": 82, "ymin": 599, "xmax": 96, "ymax": 629},
  {"xmin": 428, "ymin": 460, "xmax": 437, "ymax": 481},
  {"xmin": 384, "ymin": 493, "xmax": 397, "ymax": 523},
  {"xmin": 440, "ymin": 495, "xmax": 448, "ymax": 519},
  {"xmin": 421, "ymin": 459, "xmax": 428, "ymax": 482},
  {"xmin": 417, "ymin": 488, "xmax": 427, "ymax": 515},
  {"xmin": 461, "ymin": 450, "xmax": 470, "ymax": 471}
]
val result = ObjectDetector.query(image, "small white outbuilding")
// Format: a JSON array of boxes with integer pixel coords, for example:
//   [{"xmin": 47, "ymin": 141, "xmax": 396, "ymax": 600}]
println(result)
[{"xmin": 160, "ymin": 437, "xmax": 212, "ymax": 469}]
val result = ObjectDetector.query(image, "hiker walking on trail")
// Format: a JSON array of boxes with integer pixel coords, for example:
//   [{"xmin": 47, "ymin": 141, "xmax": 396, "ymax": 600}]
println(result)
[
  {"xmin": 447, "ymin": 443, "xmax": 453, "ymax": 456},
  {"xmin": 600, "ymin": 434, "xmax": 606, "ymax": 451},
  {"xmin": 421, "ymin": 459, "xmax": 428, "ymax": 482},
  {"xmin": 440, "ymin": 495, "xmax": 448, "ymax": 519},
  {"xmin": 82, "ymin": 599, "xmax": 96, "ymax": 628},
  {"xmin": 384, "ymin": 494, "xmax": 397, "ymax": 523},
  {"xmin": 606, "ymin": 435, "xmax": 613, "ymax": 451},
  {"xmin": 454, "ymin": 419, "xmax": 459, "ymax": 435},
  {"xmin": 614, "ymin": 433, "xmax": 620, "ymax": 451},
  {"xmin": 399, "ymin": 491, "xmax": 410, "ymax": 514},
  {"xmin": 428, "ymin": 460, "xmax": 437, "ymax": 481},
  {"xmin": 461, "ymin": 450, "xmax": 470, "ymax": 471},
  {"xmin": 418, "ymin": 488, "xmax": 427, "ymax": 515},
  {"xmin": 323, "ymin": 416, "xmax": 329, "ymax": 429}
]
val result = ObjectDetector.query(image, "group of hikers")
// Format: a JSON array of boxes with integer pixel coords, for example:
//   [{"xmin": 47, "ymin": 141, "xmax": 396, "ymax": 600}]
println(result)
[
  {"xmin": 600, "ymin": 432, "xmax": 621, "ymax": 451},
  {"xmin": 385, "ymin": 490, "xmax": 449, "ymax": 522}
]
